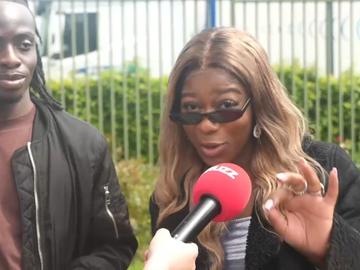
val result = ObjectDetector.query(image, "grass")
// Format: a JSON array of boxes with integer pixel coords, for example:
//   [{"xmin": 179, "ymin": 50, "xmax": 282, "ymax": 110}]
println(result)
[
  {"xmin": 116, "ymin": 159, "xmax": 159, "ymax": 270},
  {"xmin": 128, "ymin": 258, "xmax": 144, "ymax": 270}
]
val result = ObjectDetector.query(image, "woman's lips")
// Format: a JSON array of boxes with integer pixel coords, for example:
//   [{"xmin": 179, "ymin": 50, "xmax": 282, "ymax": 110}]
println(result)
[{"xmin": 200, "ymin": 143, "xmax": 226, "ymax": 158}]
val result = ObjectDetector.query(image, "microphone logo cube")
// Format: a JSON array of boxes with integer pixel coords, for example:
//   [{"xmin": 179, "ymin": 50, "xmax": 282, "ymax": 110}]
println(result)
[{"xmin": 204, "ymin": 165, "xmax": 239, "ymax": 179}]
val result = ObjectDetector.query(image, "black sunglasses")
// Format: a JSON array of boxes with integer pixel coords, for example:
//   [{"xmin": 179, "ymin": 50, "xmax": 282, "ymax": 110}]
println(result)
[{"xmin": 170, "ymin": 98, "xmax": 251, "ymax": 125}]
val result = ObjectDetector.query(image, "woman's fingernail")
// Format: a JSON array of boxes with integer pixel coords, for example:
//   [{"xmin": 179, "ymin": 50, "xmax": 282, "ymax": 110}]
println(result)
[
  {"xmin": 264, "ymin": 199, "xmax": 274, "ymax": 211},
  {"xmin": 332, "ymin": 167, "xmax": 338, "ymax": 177},
  {"xmin": 276, "ymin": 173, "xmax": 287, "ymax": 182}
]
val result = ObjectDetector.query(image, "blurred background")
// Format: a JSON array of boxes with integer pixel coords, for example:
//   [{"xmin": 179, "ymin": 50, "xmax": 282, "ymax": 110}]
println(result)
[{"xmin": 29, "ymin": 0, "xmax": 360, "ymax": 268}]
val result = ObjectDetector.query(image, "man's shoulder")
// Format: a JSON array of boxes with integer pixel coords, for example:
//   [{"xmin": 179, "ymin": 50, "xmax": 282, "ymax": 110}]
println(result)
[
  {"xmin": 47, "ymin": 106, "xmax": 107, "ymax": 149},
  {"xmin": 33, "ymin": 97, "xmax": 98, "ymax": 134},
  {"xmin": 56, "ymin": 109, "xmax": 99, "ymax": 131}
]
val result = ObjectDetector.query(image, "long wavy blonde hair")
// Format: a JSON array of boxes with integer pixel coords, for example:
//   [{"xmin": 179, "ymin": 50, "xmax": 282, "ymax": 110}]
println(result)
[{"xmin": 154, "ymin": 27, "xmax": 324, "ymax": 270}]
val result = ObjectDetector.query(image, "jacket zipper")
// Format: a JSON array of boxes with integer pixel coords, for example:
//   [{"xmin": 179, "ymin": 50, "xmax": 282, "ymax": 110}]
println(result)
[
  {"xmin": 27, "ymin": 142, "xmax": 44, "ymax": 270},
  {"xmin": 104, "ymin": 185, "xmax": 119, "ymax": 239}
]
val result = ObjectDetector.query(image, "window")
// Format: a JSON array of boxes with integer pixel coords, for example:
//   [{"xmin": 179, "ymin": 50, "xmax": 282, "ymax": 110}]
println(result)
[{"xmin": 63, "ymin": 12, "xmax": 98, "ymax": 58}]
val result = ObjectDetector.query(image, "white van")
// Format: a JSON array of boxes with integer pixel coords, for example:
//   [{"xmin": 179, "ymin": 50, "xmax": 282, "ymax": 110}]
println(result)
[
  {"xmin": 36, "ymin": 0, "xmax": 134, "ymax": 79},
  {"xmin": 33, "ymin": 0, "xmax": 207, "ymax": 80}
]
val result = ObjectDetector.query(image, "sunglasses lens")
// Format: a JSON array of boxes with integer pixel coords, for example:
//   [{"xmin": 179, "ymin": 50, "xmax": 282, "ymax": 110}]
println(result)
[
  {"xmin": 209, "ymin": 110, "xmax": 244, "ymax": 123},
  {"xmin": 170, "ymin": 108, "xmax": 246, "ymax": 124},
  {"xmin": 171, "ymin": 112, "xmax": 202, "ymax": 124}
]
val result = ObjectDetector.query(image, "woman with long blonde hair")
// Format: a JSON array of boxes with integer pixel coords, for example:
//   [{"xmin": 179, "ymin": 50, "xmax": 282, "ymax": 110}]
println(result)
[{"xmin": 150, "ymin": 27, "xmax": 360, "ymax": 270}]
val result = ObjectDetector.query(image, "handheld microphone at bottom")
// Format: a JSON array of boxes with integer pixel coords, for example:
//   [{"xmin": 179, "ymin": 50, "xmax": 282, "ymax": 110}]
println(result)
[{"xmin": 171, "ymin": 163, "xmax": 252, "ymax": 242}]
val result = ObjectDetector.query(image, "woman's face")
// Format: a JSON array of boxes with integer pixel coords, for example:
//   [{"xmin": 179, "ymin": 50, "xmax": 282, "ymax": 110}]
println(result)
[{"xmin": 180, "ymin": 67, "xmax": 255, "ymax": 167}]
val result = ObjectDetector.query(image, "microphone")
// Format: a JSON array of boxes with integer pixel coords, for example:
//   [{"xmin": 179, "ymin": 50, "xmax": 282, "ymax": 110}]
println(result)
[{"xmin": 171, "ymin": 163, "xmax": 252, "ymax": 242}]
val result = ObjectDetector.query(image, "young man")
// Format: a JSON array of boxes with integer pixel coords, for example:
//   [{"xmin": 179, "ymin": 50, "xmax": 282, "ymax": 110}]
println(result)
[{"xmin": 0, "ymin": 1, "xmax": 137, "ymax": 269}]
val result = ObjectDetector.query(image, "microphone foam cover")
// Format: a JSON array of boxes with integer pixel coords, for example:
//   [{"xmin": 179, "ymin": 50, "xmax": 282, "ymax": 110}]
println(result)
[{"xmin": 192, "ymin": 163, "xmax": 252, "ymax": 222}]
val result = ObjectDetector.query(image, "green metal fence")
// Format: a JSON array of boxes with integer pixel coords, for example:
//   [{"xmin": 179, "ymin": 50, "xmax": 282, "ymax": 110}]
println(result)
[{"xmin": 31, "ymin": 0, "xmax": 360, "ymax": 164}]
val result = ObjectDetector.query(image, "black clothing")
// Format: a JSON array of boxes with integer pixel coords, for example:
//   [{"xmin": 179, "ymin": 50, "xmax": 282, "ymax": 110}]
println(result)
[
  {"xmin": 12, "ymin": 98, "xmax": 137, "ymax": 270},
  {"xmin": 150, "ymin": 140, "xmax": 360, "ymax": 270}
]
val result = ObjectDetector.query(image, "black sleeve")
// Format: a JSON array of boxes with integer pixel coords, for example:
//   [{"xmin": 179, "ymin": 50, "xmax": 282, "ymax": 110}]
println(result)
[
  {"xmin": 70, "ymin": 140, "xmax": 138, "ymax": 269},
  {"xmin": 325, "ymin": 145, "xmax": 360, "ymax": 269},
  {"xmin": 149, "ymin": 194, "xmax": 159, "ymax": 236}
]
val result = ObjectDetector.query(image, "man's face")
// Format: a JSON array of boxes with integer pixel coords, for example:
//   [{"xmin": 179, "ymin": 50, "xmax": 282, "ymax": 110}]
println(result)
[{"xmin": 0, "ymin": 1, "xmax": 37, "ymax": 105}]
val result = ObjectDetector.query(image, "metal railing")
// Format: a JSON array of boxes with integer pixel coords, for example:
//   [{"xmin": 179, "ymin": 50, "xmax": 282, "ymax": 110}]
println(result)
[{"xmin": 30, "ymin": 0, "xmax": 360, "ymax": 164}]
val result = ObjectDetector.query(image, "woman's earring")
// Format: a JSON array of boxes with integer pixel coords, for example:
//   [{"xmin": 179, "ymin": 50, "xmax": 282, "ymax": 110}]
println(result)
[{"xmin": 253, "ymin": 124, "xmax": 262, "ymax": 139}]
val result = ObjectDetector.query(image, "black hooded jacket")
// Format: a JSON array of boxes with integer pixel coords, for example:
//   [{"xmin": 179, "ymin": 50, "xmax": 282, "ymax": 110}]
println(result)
[
  {"xmin": 150, "ymin": 139, "xmax": 360, "ymax": 270},
  {"xmin": 12, "ymin": 98, "xmax": 137, "ymax": 270}
]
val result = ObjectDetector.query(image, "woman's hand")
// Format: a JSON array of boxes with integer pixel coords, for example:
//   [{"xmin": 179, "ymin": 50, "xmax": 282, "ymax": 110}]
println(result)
[
  {"xmin": 264, "ymin": 160, "xmax": 339, "ymax": 267},
  {"xmin": 144, "ymin": 228, "xmax": 198, "ymax": 270}
]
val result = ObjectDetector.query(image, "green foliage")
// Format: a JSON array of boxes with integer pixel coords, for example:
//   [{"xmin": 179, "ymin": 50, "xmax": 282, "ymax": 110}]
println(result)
[
  {"xmin": 275, "ymin": 63, "xmax": 360, "ymax": 163},
  {"xmin": 127, "ymin": 259, "xmax": 143, "ymax": 270},
  {"xmin": 116, "ymin": 159, "xmax": 159, "ymax": 268},
  {"xmin": 48, "ymin": 63, "xmax": 360, "ymax": 164},
  {"xmin": 48, "ymin": 69, "xmax": 167, "ymax": 163}
]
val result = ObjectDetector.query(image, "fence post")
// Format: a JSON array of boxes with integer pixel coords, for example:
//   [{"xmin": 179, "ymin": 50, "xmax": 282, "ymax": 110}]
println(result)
[
  {"xmin": 207, "ymin": 0, "xmax": 216, "ymax": 28},
  {"xmin": 326, "ymin": 0, "xmax": 334, "ymax": 75}
]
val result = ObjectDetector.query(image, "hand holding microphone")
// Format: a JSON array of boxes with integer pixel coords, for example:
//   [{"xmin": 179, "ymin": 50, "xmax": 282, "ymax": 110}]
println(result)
[
  {"xmin": 145, "ymin": 163, "xmax": 252, "ymax": 270},
  {"xmin": 144, "ymin": 228, "xmax": 198, "ymax": 270}
]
